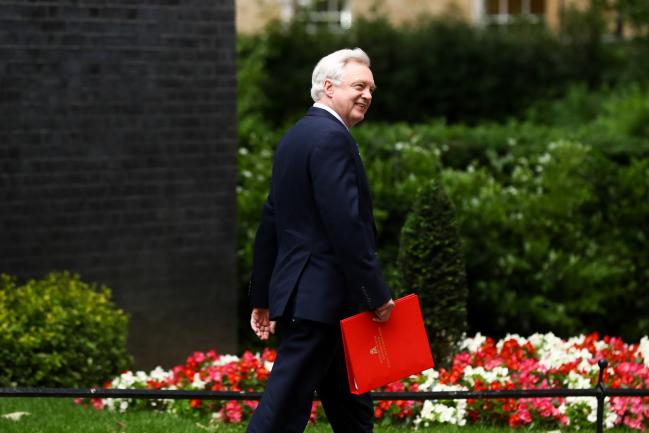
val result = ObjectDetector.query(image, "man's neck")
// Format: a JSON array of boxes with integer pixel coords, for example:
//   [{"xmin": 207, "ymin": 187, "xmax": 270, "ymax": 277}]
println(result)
[{"xmin": 313, "ymin": 102, "xmax": 348, "ymax": 130}]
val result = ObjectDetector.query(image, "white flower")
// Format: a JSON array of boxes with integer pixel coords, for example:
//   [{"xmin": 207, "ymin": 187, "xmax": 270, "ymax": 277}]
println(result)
[
  {"xmin": 605, "ymin": 408, "xmax": 617, "ymax": 429},
  {"xmin": 565, "ymin": 396, "xmax": 615, "ymax": 428},
  {"xmin": 463, "ymin": 365, "xmax": 509, "ymax": 386},
  {"xmin": 566, "ymin": 396, "xmax": 597, "ymax": 422},
  {"xmin": 103, "ymin": 398, "xmax": 116, "ymax": 411},
  {"xmin": 115, "ymin": 371, "xmax": 135, "ymax": 388},
  {"xmin": 418, "ymin": 368, "xmax": 440, "ymax": 391},
  {"xmin": 413, "ymin": 386, "xmax": 468, "ymax": 428},
  {"xmin": 564, "ymin": 370, "xmax": 592, "ymax": 389},
  {"xmin": 527, "ymin": 332, "xmax": 547, "ymax": 348},
  {"xmin": 192, "ymin": 372, "xmax": 206, "ymax": 389},
  {"xmin": 459, "ymin": 333, "xmax": 486, "ymax": 353},
  {"xmin": 149, "ymin": 366, "xmax": 171, "ymax": 382},
  {"xmin": 535, "ymin": 334, "xmax": 592, "ymax": 370},
  {"xmin": 567, "ymin": 335, "xmax": 586, "ymax": 346},
  {"xmin": 214, "ymin": 355, "xmax": 240, "ymax": 366},
  {"xmin": 576, "ymin": 356, "xmax": 596, "ymax": 373},
  {"xmin": 594, "ymin": 340, "xmax": 608, "ymax": 353},
  {"xmin": 638, "ymin": 336, "xmax": 649, "ymax": 367},
  {"xmin": 136, "ymin": 371, "xmax": 149, "ymax": 383}
]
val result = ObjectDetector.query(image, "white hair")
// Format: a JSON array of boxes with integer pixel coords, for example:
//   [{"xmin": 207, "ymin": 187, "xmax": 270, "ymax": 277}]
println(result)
[{"xmin": 310, "ymin": 48, "xmax": 371, "ymax": 102}]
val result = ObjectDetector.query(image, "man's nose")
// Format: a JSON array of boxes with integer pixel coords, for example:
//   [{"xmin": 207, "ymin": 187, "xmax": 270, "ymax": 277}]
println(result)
[{"xmin": 362, "ymin": 88, "xmax": 372, "ymax": 100}]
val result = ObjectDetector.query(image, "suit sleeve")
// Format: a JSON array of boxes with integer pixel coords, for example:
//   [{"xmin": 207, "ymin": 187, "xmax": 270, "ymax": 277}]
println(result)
[
  {"xmin": 248, "ymin": 193, "xmax": 277, "ymax": 309},
  {"xmin": 310, "ymin": 130, "xmax": 391, "ymax": 310}
]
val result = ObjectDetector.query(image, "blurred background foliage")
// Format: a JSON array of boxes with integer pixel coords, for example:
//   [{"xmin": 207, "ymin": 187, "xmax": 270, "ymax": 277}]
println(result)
[
  {"xmin": 237, "ymin": 2, "xmax": 649, "ymax": 350},
  {"xmin": 0, "ymin": 272, "xmax": 131, "ymax": 387}
]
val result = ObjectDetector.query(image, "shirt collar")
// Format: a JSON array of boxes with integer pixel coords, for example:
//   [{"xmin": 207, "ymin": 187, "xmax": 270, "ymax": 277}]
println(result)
[{"xmin": 313, "ymin": 102, "xmax": 348, "ymax": 130}]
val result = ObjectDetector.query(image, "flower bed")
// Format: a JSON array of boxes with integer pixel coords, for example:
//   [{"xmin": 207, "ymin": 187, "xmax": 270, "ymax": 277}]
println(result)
[{"xmin": 81, "ymin": 333, "xmax": 649, "ymax": 430}]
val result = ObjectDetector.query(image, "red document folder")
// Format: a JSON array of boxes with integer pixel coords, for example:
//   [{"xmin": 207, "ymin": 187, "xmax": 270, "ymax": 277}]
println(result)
[{"xmin": 340, "ymin": 294, "xmax": 434, "ymax": 395}]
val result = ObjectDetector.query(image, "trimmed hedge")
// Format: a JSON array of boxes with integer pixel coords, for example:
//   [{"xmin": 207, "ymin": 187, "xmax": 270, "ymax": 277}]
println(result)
[
  {"xmin": 442, "ymin": 140, "xmax": 649, "ymax": 339},
  {"xmin": 237, "ymin": 15, "xmax": 649, "ymax": 127},
  {"xmin": 244, "ymin": 17, "xmax": 576, "ymax": 126},
  {"xmin": 398, "ymin": 180, "xmax": 468, "ymax": 368},
  {"xmin": 0, "ymin": 272, "xmax": 131, "ymax": 387}
]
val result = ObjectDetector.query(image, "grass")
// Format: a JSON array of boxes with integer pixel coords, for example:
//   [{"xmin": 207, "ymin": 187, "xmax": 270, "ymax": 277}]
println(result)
[
  {"xmin": 0, "ymin": 398, "xmax": 467, "ymax": 433},
  {"xmin": 0, "ymin": 397, "xmax": 221, "ymax": 433},
  {"xmin": 0, "ymin": 397, "xmax": 633, "ymax": 433}
]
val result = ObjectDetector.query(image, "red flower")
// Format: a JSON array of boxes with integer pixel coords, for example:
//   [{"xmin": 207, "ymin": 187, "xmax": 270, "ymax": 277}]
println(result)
[
  {"xmin": 256, "ymin": 367, "xmax": 270, "ymax": 381},
  {"xmin": 262, "ymin": 348, "xmax": 277, "ymax": 363}
]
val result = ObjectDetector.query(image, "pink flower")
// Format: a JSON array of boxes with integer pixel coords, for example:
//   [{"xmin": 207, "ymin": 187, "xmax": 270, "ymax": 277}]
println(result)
[
  {"xmin": 192, "ymin": 351, "xmax": 206, "ymax": 365},
  {"xmin": 206, "ymin": 366, "xmax": 222, "ymax": 383},
  {"xmin": 224, "ymin": 401, "xmax": 242, "ymax": 423},
  {"xmin": 309, "ymin": 401, "xmax": 319, "ymax": 423},
  {"xmin": 624, "ymin": 415, "xmax": 644, "ymax": 431},
  {"xmin": 244, "ymin": 400, "xmax": 258, "ymax": 410},
  {"xmin": 509, "ymin": 404, "xmax": 532, "ymax": 428}
]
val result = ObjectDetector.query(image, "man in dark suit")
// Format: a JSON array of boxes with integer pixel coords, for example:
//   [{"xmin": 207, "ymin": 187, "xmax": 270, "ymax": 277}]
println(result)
[{"xmin": 246, "ymin": 48, "xmax": 395, "ymax": 433}]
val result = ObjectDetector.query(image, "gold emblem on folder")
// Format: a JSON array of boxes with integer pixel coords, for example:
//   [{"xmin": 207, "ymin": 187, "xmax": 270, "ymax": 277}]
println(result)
[{"xmin": 372, "ymin": 328, "xmax": 391, "ymax": 368}]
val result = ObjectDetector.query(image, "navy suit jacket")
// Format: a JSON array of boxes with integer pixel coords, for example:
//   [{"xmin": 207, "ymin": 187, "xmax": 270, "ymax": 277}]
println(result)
[{"xmin": 248, "ymin": 107, "xmax": 391, "ymax": 325}]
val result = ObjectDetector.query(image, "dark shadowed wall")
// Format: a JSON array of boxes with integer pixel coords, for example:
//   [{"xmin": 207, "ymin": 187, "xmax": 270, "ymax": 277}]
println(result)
[{"xmin": 0, "ymin": 0, "xmax": 237, "ymax": 368}]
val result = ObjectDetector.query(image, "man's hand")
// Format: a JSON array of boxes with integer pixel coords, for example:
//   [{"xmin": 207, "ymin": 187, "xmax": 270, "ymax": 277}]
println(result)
[
  {"xmin": 250, "ymin": 308, "xmax": 276, "ymax": 340},
  {"xmin": 372, "ymin": 298, "xmax": 395, "ymax": 323}
]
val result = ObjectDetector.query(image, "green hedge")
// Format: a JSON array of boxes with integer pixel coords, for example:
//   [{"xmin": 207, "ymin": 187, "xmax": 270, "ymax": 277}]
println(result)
[
  {"xmin": 442, "ymin": 140, "xmax": 649, "ymax": 339},
  {"xmin": 237, "ymin": 14, "xmax": 649, "ymax": 127},
  {"xmin": 398, "ymin": 180, "xmax": 468, "ymax": 368},
  {"xmin": 0, "ymin": 272, "xmax": 131, "ymax": 387},
  {"xmin": 242, "ymin": 17, "xmax": 575, "ymax": 125}
]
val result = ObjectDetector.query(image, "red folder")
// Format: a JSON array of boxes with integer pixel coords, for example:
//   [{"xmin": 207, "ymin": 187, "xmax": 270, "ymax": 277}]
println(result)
[{"xmin": 340, "ymin": 294, "xmax": 434, "ymax": 395}]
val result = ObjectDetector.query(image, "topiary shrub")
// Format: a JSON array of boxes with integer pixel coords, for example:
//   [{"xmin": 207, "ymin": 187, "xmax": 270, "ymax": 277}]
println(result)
[
  {"xmin": 0, "ymin": 272, "xmax": 132, "ymax": 387},
  {"xmin": 398, "ymin": 180, "xmax": 468, "ymax": 368}
]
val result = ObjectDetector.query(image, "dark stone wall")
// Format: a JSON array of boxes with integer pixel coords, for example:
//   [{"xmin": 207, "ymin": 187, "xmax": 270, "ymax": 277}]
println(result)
[{"xmin": 0, "ymin": 1, "xmax": 238, "ymax": 368}]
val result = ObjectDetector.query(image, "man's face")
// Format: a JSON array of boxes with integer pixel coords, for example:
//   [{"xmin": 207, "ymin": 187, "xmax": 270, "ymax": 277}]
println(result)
[{"xmin": 325, "ymin": 61, "xmax": 376, "ymax": 128}]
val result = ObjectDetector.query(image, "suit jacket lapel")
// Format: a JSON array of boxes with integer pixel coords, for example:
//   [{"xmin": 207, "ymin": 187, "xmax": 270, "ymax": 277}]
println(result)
[{"xmin": 308, "ymin": 106, "xmax": 378, "ymax": 239}]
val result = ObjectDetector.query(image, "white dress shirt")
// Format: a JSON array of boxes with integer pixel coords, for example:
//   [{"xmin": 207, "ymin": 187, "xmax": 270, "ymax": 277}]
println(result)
[{"xmin": 313, "ymin": 102, "xmax": 348, "ymax": 130}]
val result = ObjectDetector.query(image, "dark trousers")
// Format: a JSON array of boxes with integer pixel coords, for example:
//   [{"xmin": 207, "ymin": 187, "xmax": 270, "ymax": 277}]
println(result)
[{"xmin": 246, "ymin": 317, "xmax": 374, "ymax": 433}]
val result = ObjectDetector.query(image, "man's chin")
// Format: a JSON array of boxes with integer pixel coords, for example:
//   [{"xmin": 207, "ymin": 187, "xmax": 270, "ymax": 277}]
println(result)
[{"xmin": 350, "ymin": 114, "xmax": 365, "ymax": 127}]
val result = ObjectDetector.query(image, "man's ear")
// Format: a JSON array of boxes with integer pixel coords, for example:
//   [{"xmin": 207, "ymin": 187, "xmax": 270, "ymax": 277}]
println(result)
[{"xmin": 323, "ymin": 79, "xmax": 335, "ymax": 97}]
